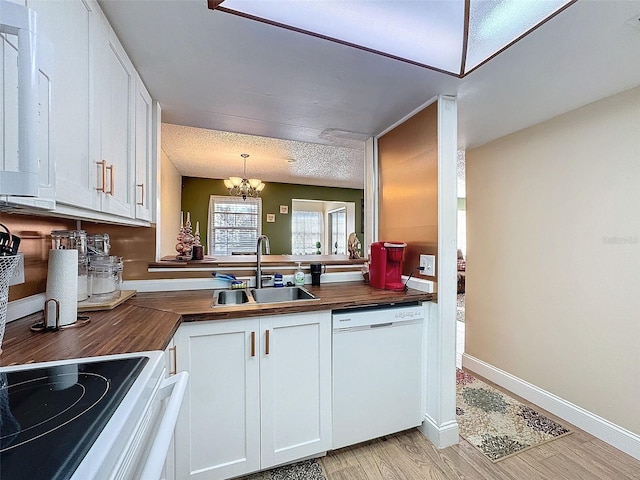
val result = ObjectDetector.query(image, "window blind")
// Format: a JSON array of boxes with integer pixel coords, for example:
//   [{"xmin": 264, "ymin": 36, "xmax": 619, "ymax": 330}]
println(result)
[
  {"xmin": 291, "ymin": 210, "xmax": 323, "ymax": 254},
  {"xmin": 208, "ymin": 195, "xmax": 262, "ymax": 255},
  {"xmin": 329, "ymin": 208, "xmax": 346, "ymax": 254}
]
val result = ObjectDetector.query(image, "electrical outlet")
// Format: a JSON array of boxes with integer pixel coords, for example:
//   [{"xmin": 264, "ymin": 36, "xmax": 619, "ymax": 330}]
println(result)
[
  {"xmin": 419, "ymin": 254, "xmax": 435, "ymax": 277},
  {"xmin": 9, "ymin": 253, "xmax": 25, "ymax": 286}
]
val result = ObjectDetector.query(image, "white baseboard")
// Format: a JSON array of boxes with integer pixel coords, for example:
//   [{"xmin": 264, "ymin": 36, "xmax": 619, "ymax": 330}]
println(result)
[
  {"xmin": 462, "ymin": 354, "xmax": 640, "ymax": 461},
  {"xmin": 418, "ymin": 414, "xmax": 459, "ymax": 449}
]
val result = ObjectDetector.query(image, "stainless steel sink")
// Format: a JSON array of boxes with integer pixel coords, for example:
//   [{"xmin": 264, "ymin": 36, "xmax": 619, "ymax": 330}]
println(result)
[
  {"xmin": 211, "ymin": 286, "xmax": 317, "ymax": 307},
  {"xmin": 250, "ymin": 286, "xmax": 316, "ymax": 303},
  {"xmin": 215, "ymin": 289, "xmax": 251, "ymax": 305}
]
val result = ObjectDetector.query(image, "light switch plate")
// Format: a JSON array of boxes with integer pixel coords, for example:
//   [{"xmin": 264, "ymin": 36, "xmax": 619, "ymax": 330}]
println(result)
[{"xmin": 419, "ymin": 254, "xmax": 435, "ymax": 277}]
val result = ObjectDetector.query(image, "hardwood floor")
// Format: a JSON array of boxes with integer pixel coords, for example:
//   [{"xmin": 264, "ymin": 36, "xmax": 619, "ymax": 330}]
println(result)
[{"xmin": 320, "ymin": 427, "xmax": 640, "ymax": 479}]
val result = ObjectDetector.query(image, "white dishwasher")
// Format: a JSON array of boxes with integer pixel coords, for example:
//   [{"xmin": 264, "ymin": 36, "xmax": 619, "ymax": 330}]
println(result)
[{"xmin": 332, "ymin": 303, "xmax": 424, "ymax": 449}]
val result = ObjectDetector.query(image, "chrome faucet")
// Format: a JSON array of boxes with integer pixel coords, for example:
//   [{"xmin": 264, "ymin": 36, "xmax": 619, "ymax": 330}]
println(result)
[{"xmin": 256, "ymin": 235, "xmax": 271, "ymax": 288}]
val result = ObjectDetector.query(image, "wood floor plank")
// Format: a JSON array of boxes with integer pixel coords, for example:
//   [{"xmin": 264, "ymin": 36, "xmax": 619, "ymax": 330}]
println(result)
[
  {"xmin": 330, "ymin": 465, "xmax": 370, "ymax": 480},
  {"xmin": 440, "ymin": 440, "xmax": 517, "ymax": 480},
  {"xmin": 373, "ymin": 436, "xmax": 450, "ymax": 480},
  {"xmin": 579, "ymin": 440, "xmax": 640, "ymax": 479}
]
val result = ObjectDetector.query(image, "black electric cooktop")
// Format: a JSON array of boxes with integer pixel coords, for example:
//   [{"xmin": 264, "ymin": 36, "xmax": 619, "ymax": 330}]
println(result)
[{"xmin": 0, "ymin": 356, "xmax": 148, "ymax": 480}]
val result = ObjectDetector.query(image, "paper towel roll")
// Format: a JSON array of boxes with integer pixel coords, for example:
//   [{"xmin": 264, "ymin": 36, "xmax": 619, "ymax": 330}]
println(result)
[{"xmin": 45, "ymin": 249, "xmax": 78, "ymax": 327}]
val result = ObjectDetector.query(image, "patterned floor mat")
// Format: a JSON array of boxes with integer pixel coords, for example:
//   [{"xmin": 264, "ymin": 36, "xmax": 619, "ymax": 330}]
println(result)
[{"xmin": 456, "ymin": 369, "xmax": 572, "ymax": 462}]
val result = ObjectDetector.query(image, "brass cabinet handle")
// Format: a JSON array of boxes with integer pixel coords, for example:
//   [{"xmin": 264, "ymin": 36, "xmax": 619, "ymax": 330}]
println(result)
[
  {"xmin": 251, "ymin": 331, "xmax": 255, "ymax": 357},
  {"xmin": 96, "ymin": 160, "xmax": 107, "ymax": 192},
  {"xmin": 265, "ymin": 329, "xmax": 270, "ymax": 355},
  {"xmin": 106, "ymin": 164, "xmax": 114, "ymax": 195},
  {"xmin": 136, "ymin": 183, "xmax": 144, "ymax": 205},
  {"xmin": 169, "ymin": 345, "xmax": 177, "ymax": 375}
]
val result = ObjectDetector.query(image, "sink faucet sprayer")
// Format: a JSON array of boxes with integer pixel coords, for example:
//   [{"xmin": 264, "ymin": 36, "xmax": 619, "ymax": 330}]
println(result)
[{"xmin": 256, "ymin": 235, "xmax": 270, "ymax": 288}]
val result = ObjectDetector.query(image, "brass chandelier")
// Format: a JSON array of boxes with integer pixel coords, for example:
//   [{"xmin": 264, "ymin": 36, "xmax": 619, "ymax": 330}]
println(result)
[{"xmin": 224, "ymin": 154, "xmax": 265, "ymax": 200}]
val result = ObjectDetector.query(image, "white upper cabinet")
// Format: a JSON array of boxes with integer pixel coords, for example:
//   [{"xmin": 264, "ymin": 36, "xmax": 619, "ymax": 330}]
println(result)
[
  {"xmin": 5, "ymin": 0, "xmax": 156, "ymax": 224},
  {"xmin": 134, "ymin": 74, "xmax": 153, "ymax": 221},
  {"xmin": 90, "ymin": 8, "xmax": 136, "ymax": 219},
  {"xmin": 28, "ymin": 0, "xmax": 96, "ymax": 210}
]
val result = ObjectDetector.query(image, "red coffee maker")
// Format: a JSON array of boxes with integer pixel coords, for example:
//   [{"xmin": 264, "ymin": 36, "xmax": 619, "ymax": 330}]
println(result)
[{"xmin": 369, "ymin": 241, "xmax": 407, "ymax": 291}]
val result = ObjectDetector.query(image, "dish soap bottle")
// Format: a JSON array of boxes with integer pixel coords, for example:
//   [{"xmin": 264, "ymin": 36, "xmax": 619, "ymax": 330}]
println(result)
[{"xmin": 294, "ymin": 262, "xmax": 305, "ymax": 286}]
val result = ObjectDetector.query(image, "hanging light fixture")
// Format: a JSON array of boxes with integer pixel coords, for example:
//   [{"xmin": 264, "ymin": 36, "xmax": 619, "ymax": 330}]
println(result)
[{"xmin": 224, "ymin": 153, "xmax": 265, "ymax": 200}]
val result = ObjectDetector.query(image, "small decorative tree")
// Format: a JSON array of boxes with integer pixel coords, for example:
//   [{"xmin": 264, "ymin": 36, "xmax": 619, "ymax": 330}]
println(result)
[{"xmin": 315, "ymin": 241, "xmax": 321, "ymax": 254}]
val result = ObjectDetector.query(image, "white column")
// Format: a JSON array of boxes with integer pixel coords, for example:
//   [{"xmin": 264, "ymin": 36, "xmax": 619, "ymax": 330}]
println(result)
[{"xmin": 419, "ymin": 95, "xmax": 459, "ymax": 448}]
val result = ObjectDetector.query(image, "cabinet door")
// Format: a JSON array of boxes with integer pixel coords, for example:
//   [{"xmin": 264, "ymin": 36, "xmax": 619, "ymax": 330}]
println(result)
[
  {"xmin": 91, "ymin": 11, "xmax": 135, "ymax": 218},
  {"xmin": 28, "ymin": 0, "xmax": 97, "ymax": 209},
  {"xmin": 260, "ymin": 311, "xmax": 332, "ymax": 468},
  {"xmin": 174, "ymin": 319, "xmax": 260, "ymax": 480},
  {"xmin": 134, "ymin": 74, "xmax": 153, "ymax": 221}
]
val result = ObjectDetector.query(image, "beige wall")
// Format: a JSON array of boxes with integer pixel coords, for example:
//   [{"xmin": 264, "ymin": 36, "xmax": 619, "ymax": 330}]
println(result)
[
  {"xmin": 160, "ymin": 149, "xmax": 182, "ymax": 258},
  {"xmin": 466, "ymin": 85, "xmax": 640, "ymax": 434}
]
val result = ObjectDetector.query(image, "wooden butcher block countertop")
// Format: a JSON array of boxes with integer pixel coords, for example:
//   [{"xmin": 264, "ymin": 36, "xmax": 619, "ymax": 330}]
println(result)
[{"xmin": 0, "ymin": 282, "xmax": 434, "ymax": 366}]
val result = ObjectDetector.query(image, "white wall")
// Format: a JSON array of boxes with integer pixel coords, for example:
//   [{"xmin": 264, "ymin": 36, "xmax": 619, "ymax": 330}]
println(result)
[
  {"xmin": 160, "ymin": 149, "xmax": 182, "ymax": 258},
  {"xmin": 465, "ymin": 85, "xmax": 640, "ymax": 435}
]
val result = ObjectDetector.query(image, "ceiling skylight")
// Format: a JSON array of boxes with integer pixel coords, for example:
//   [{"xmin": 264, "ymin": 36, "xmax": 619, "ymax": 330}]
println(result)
[{"xmin": 212, "ymin": 0, "xmax": 576, "ymax": 76}]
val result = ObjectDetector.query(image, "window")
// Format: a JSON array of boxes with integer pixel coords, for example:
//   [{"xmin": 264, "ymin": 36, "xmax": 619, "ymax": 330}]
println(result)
[
  {"xmin": 291, "ymin": 210, "xmax": 323, "ymax": 254},
  {"xmin": 208, "ymin": 196, "xmax": 261, "ymax": 255},
  {"xmin": 329, "ymin": 208, "xmax": 346, "ymax": 254}
]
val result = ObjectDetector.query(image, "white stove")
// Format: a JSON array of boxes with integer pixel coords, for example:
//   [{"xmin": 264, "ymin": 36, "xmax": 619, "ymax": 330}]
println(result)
[{"xmin": 0, "ymin": 351, "xmax": 188, "ymax": 480}]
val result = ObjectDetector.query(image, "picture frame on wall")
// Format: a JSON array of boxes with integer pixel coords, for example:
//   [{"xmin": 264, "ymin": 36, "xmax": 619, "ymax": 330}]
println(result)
[
  {"xmin": 279, "ymin": 205, "xmax": 289, "ymax": 214},
  {"xmin": 267, "ymin": 213, "xmax": 276, "ymax": 223}
]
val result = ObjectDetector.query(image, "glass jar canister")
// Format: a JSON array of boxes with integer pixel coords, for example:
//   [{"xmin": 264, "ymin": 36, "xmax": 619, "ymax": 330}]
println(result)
[
  {"xmin": 51, "ymin": 230, "xmax": 87, "ymax": 254},
  {"xmin": 77, "ymin": 254, "xmax": 90, "ymax": 302},
  {"xmin": 88, "ymin": 256, "xmax": 123, "ymax": 301},
  {"xmin": 87, "ymin": 233, "xmax": 111, "ymax": 256}
]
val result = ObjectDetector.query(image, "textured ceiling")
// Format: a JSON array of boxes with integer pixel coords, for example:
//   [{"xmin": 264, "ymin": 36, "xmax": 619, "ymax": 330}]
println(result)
[{"xmin": 162, "ymin": 124, "xmax": 365, "ymax": 189}]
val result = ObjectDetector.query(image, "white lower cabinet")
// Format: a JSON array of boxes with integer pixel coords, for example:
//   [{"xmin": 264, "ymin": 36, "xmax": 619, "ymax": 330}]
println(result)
[{"xmin": 173, "ymin": 311, "xmax": 332, "ymax": 480}]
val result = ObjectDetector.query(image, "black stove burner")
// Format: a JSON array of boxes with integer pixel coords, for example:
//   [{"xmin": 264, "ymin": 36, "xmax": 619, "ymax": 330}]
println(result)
[{"xmin": 0, "ymin": 357, "xmax": 148, "ymax": 480}]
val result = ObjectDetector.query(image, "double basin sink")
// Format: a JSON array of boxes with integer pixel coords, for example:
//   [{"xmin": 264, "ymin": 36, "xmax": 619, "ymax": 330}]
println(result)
[{"xmin": 213, "ymin": 286, "xmax": 317, "ymax": 307}]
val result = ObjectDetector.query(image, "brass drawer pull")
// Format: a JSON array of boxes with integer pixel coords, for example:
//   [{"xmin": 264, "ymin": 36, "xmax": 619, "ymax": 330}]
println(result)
[
  {"xmin": 251, "ymin": 331, "xmax": 256, "ymax": 357},
  {"xmin": 265, "ymin": 329, "xmax": 270, "ymax": 355},
  {"xmin": 96, "ymin": 160, "xmax": 107, "ymax": 192},
  {"xmin": 136, "ymin": 183, "xmax": 144, "ymax": 205},
  {"xmin": 106, "ymin": 164, "xmax": 114, "ymax": 195}
]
